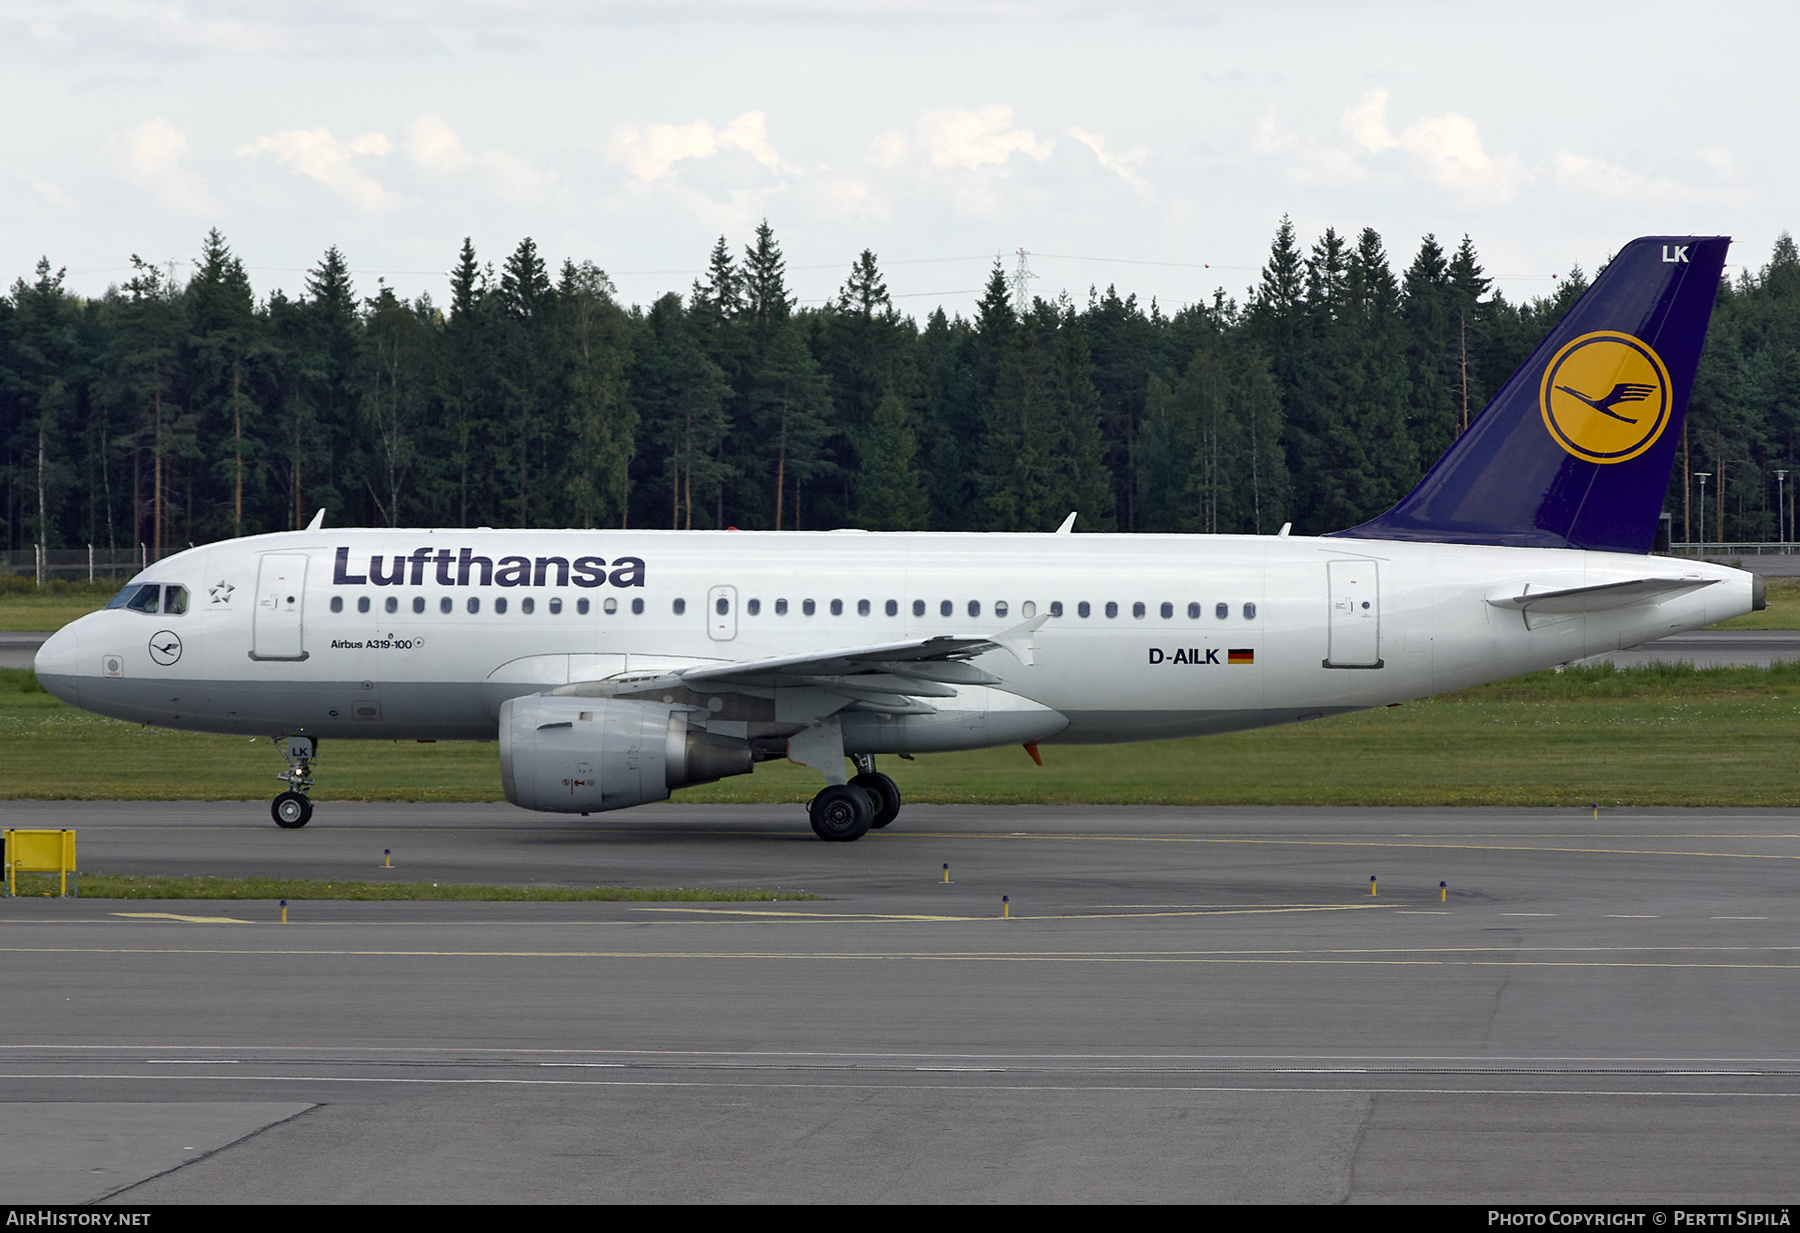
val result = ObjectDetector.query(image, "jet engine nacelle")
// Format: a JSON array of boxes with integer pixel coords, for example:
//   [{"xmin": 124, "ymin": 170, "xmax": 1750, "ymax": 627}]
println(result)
[{"xmin": 499, "ymin": 696, "xmax": 753, "ymax": 814}]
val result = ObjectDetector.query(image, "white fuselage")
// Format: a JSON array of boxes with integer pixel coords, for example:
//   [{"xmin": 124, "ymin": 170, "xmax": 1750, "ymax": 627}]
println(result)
[{"xmin": 33, "ymin": 528, "xmax": 1756, "ymax": 749}]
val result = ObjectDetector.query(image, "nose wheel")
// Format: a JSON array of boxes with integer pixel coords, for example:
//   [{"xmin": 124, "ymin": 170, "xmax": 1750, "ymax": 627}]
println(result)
[
  {"xmin": 272, "ymin": 791, "xmax": 313, "ymax": 828},
  {"xmin": 270, "ymin": 735, "xmax": 317, "ymax": 829}
]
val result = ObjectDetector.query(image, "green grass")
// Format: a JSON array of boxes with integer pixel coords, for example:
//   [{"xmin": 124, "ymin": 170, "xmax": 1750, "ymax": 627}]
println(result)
[
  {"xmin": 3, "ymin": 873, "xmax": 819, "ymax": 901},
  {"xmin": 6, "ymin": 661, "xmax": 1800, "ymax": 808},
  {"xmin": 0, "ymin": 578, "xmax": 121, "ymax": 631}
]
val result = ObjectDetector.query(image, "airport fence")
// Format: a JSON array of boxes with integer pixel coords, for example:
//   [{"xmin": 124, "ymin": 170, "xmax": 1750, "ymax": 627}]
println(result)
[
  {"xmin": 1666, "ymin": 543, "xmax": 1800, "ymax": 558},
  {"xmin": 3, "ymin": 546, "xmax": 148, "ymax": 585}
]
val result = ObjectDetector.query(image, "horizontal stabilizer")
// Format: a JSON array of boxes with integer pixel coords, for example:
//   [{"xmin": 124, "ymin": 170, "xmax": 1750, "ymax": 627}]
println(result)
[{"xmin": 1487, "ymin": 577, "xmax": 1715, "ymax": 616}]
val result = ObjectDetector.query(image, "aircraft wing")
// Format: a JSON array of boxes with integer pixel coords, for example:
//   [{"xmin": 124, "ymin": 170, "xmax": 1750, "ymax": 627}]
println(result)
[
  {"xmin": 588, "ymin": 616, "xmax": 1052, "ymax": 715},
  {"xmin": 1487, "ymin": 577, "xmax": 1716, "ymax": 615}
]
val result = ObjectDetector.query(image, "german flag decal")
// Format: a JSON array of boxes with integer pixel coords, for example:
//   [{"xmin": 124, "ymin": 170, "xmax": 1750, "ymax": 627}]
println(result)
[{"xmin": 1228, "ymin": 648, "xmax": 1254, "ymax": 665}]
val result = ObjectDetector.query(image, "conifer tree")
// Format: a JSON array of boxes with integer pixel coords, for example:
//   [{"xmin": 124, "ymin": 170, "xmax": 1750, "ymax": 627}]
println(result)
[
  {"xmin": 855, "ymin": 388, "xmax": 928, "ymax": 530},
  {"xmin": 557, "ymin": 260, "xmax": 635, "ymax": 528}
]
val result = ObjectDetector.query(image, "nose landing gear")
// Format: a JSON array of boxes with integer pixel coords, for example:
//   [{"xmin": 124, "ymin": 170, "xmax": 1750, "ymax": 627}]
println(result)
[{"xmin": 270, "ymin": 735, "xmax": 316, "ymax": 829}]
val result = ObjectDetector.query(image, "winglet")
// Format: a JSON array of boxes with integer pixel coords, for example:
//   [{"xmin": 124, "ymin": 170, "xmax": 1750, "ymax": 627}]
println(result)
[
  {"xmin": 305, "ymin": 508, "xmax": 325, "ymax": 532},
  {"xmin": 991, "ymin": 613, "xmax": 1052, "ymax": 667},
  {"xmin": 1054, "ymin": 511, "xmax": 1077, "ymax": 535}
]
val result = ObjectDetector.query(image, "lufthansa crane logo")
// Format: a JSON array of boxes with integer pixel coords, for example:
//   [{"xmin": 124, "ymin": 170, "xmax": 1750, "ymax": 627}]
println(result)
[
  {"xmin": 1540, "ymin": 331, "xmax": 1672, "ymax": 464},
  {"xmin": 148, "ymin": 631, "xmax": 183, "ymax": 667}
]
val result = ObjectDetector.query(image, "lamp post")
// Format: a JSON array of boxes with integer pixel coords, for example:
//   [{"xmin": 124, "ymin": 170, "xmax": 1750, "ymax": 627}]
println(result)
[
  {"xmin": 1695, "ymin": 472, "xmax": 1711, "ymax": 559},
  {"xmin": 1777, "ymin": 469, "xmax": 1789, "ymax": 553}
]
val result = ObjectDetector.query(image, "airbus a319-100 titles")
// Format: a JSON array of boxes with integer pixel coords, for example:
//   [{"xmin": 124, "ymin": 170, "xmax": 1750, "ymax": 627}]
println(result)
[{"xmin": 35, "ymin": 236, "xmax": 1761, "ymax": 841}]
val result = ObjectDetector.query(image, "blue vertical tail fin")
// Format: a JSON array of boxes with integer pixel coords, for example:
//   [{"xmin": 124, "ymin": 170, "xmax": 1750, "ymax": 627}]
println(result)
[{"xmin": 1338, "ymin": 235, "xmax": 1728, "ymax": 554}]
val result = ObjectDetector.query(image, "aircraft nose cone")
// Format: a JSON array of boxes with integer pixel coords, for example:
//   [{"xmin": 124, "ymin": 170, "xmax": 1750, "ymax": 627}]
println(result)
[{"xmin": 33, "ymin": 623, "xmax": 83, "ymax": 706}]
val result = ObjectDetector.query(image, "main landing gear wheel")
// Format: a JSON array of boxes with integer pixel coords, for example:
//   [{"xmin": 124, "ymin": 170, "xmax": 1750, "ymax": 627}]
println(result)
[
  {"xmin": 851, "ymin": 772, "xmax": 902, "ymax": 829},
  {"xmin": 271, "ymin": 791, "xmax": 313, "ymax": 829},
  {"xmin": 809, "ymin": 784, "xmax": 873, "ymax": 842}
]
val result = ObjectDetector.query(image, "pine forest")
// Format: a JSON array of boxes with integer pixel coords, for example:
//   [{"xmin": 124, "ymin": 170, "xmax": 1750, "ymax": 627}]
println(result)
[{"xmin": 4, "ymin": 219, "xmax": 1799, "ymax": 563}]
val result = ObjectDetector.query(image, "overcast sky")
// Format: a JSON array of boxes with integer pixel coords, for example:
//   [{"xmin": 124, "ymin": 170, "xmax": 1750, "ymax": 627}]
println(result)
[{"xmin": 3, "ymin": 0, "xmax": 1795, "ymax": 317}]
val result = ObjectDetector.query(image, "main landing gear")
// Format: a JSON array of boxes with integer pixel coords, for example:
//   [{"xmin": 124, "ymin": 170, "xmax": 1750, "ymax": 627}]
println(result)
[
  {"xmin": 807, "ymin": 754, "xmax": 903, "ymax": 842},
  {"xmin": 270, "ymin": 735, "xmax": 316, "ymax": 829}
]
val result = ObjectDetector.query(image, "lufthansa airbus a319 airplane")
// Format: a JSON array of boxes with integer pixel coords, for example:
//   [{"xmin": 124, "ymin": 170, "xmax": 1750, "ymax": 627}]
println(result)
[{"xmin": 35, "ymin": 236, "xmax": 1760, "ymax": 840}]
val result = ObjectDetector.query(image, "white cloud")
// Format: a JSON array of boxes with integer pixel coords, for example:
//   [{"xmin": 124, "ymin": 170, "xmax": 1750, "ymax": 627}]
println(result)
[
  {"xmin": 1255, "ymin": 109, "xmax": 1362, "ymax": 186},
  {"xmin": 405, "ymin": 115, "xmax": 553, "ymax": 205},
  {"xmin": 1339, "ymin": 90, "xmax": 1519, "ymax": 200},
  {"xmin": 606, "ymin": 111, "xmax": 792, "ymax": 183},
  {"xmin": 107, "ymin": 115, "xmax": 209, "ymax": 212},
  {"xmin": 1342, "ymin": 90, "xmax": 1399, "ymax": 154},
  {"xmin": 912, "ymin": 105, "xmax": 1046, "ymax": 170},
  {"xmin": 236, "ymin": 127, "xmax": 395, "ymax": 210},
  {"xmin": 1068, "ymin": 126, "xmax": 1148, "ymax": 189},
  {"xmin": 406, "ymin": 114, "xmax": 468, "ymax": 172},
  {"xmin": 1552, "ymin": 150, "xmax": 1692, "ymax": 203},
  {"xmin": 1253, "ymin": 111, "xmax": 1297, "ymax": 157}
]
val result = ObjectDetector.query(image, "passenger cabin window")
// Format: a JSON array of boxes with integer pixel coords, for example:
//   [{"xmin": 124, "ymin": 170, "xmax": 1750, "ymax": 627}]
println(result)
[
  {"xmin": 440, "ymin": 597, "xmax": 453, "ymax": 614},
  {"xmin": 715, "ymin": 597, "xmax": 729, "ymax": 615},
  {"xmin": 673, "ymin": 598, "xmax": 687, "ymax": 615},
  {"xmin": 630, "ymin": 598, "xmax": 644, "ymax": 614},
  {"xmin": 803, "ymin": 599, "xmax": 816, "ymax": 616},
  {"xmin": 523, "ymin": 597, "xmax": 536, "ymax": 614},
  {"xmin": 968, "ymin": 600, "xmax": 981, "ymax": 618},
  {"xmin": 603, "ymin": 597, "xmax": 617, "ymax": 614},
  {"xmin": 1244, "ymin": 602, "xmax": 1257, "ymax": 620},
  {"xmin": 1049, "ymin": 601, "xmax": 1062, "ymax": 618},
  {"xmin": 1078, "ymin": 602, "xmax": 1091, "ymax": 618},
  {"xmin": 1215, "ymin": 602, "xmax": 1228, "ymax": 620},
  {"xmin": 550, "ymin": 598, "xmax": 564, "ymax": 614},
  {"xmin": 775, "ymin": 598, "xmax": 788, "ymax": 615},
  {"xmin": 996, "ymin": 601, "xmax": 1009, "ymax": 618},
  {"xmin": 358, "ymin": 597, "xmax": 371, "ymax": 614},
  {"xmin": 913, "ymin": 600, "xmax": 926, "ymax": 617},
  {"xmin": 330, "ymin": 596, "xmax": 343, "ymax": 614},
  {"xmin": 830, "ymin": 599, "xmax": 843, "ymax": 616},
  {"xmin": 747, "ymin": 598, "xmax": 761, "ymax": 616},
  {"xmin": 1188, "ymin": 602, "xmax": 1201, "ymax": 619},
  {"xmin": 412, "ymin": 597, "xmax": 426, "ymax": 614},
  {"xmin": 939, "ymin": 600, "xmax": 952, "ymax": 617},
  {"xmin": 386, "ymin": 597, "xmax": 398, "ymax": 614},
  {"xmin": 1160, "ymin": 602, "xmax": 1173, "ymax": 619},
  {"xmin": 1022, "ymin": 601, "xmax": 1036, "ymax": 618},
  {"xmin": 495, "ymin": 598, "xmax": 508, "ymax": 614},
  {"xmin": 577, "ymin": 598, "xmax": 590, "ymax": 615},
  {"xmin": 467, "ymin": 597, "xmax": 480, "ymax": 614},
  {"xmin": 885, "ymin": 600, "xmax": 898, "ymax": 617},
  {"xmin": 1105, "ymin": 602, "xmax": 1119, "ymax": 619}
]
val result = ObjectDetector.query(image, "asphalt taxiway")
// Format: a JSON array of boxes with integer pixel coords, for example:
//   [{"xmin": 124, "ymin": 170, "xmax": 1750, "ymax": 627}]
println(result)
[{"xmin": 2, "ymin": 802, "xmax": 1796, "ymax": 1203}]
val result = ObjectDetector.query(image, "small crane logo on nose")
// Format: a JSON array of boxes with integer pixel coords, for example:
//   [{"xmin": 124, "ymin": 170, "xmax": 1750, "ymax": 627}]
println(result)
[{"xmin": 148, "ymin": 632, "xmax": 183, "ymax": 667}]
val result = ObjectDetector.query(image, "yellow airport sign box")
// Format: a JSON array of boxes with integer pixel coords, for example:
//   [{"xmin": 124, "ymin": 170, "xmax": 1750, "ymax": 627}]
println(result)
[{"xmin": 4, "ymin": 829, "xmax": 77, "ymax": 897}]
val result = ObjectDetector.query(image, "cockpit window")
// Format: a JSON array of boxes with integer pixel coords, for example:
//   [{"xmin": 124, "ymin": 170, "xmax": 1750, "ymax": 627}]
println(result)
[
  {"xmin": 125, "ymin": 585, "xmax": 161, "ymax": 615},
  {"xmin": 103, "ymin": 585, "xmax": 138, "ymax": 610},
  {"xmin": 163, "ymin": 586, "xmax": 189, "ymax": 615}
]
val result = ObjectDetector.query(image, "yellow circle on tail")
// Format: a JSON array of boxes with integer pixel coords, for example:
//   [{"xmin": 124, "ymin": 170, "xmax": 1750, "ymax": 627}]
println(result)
[{"xmin": 1539, "ymin": 331, "xmax": 1672, "ymax": 464}]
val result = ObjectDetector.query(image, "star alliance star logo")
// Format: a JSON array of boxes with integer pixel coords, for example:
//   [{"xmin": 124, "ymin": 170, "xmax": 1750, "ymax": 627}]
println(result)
[{"xmin": 209, "ymin": 580, "xmax": 235, "ymax": 605}]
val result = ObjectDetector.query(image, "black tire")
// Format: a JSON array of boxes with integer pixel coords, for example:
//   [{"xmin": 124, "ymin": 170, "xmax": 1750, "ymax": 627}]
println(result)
[
  {"xmin": 808, "ymin": 784, "xmax": 872, "ymax": 842},
  {"xmin": 851, "ymin": 772, "xmax": 902, "ymax": 829},
  {"xmin": 272, "ymin": 791, "xmax": 312, "ymax": 829}
]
